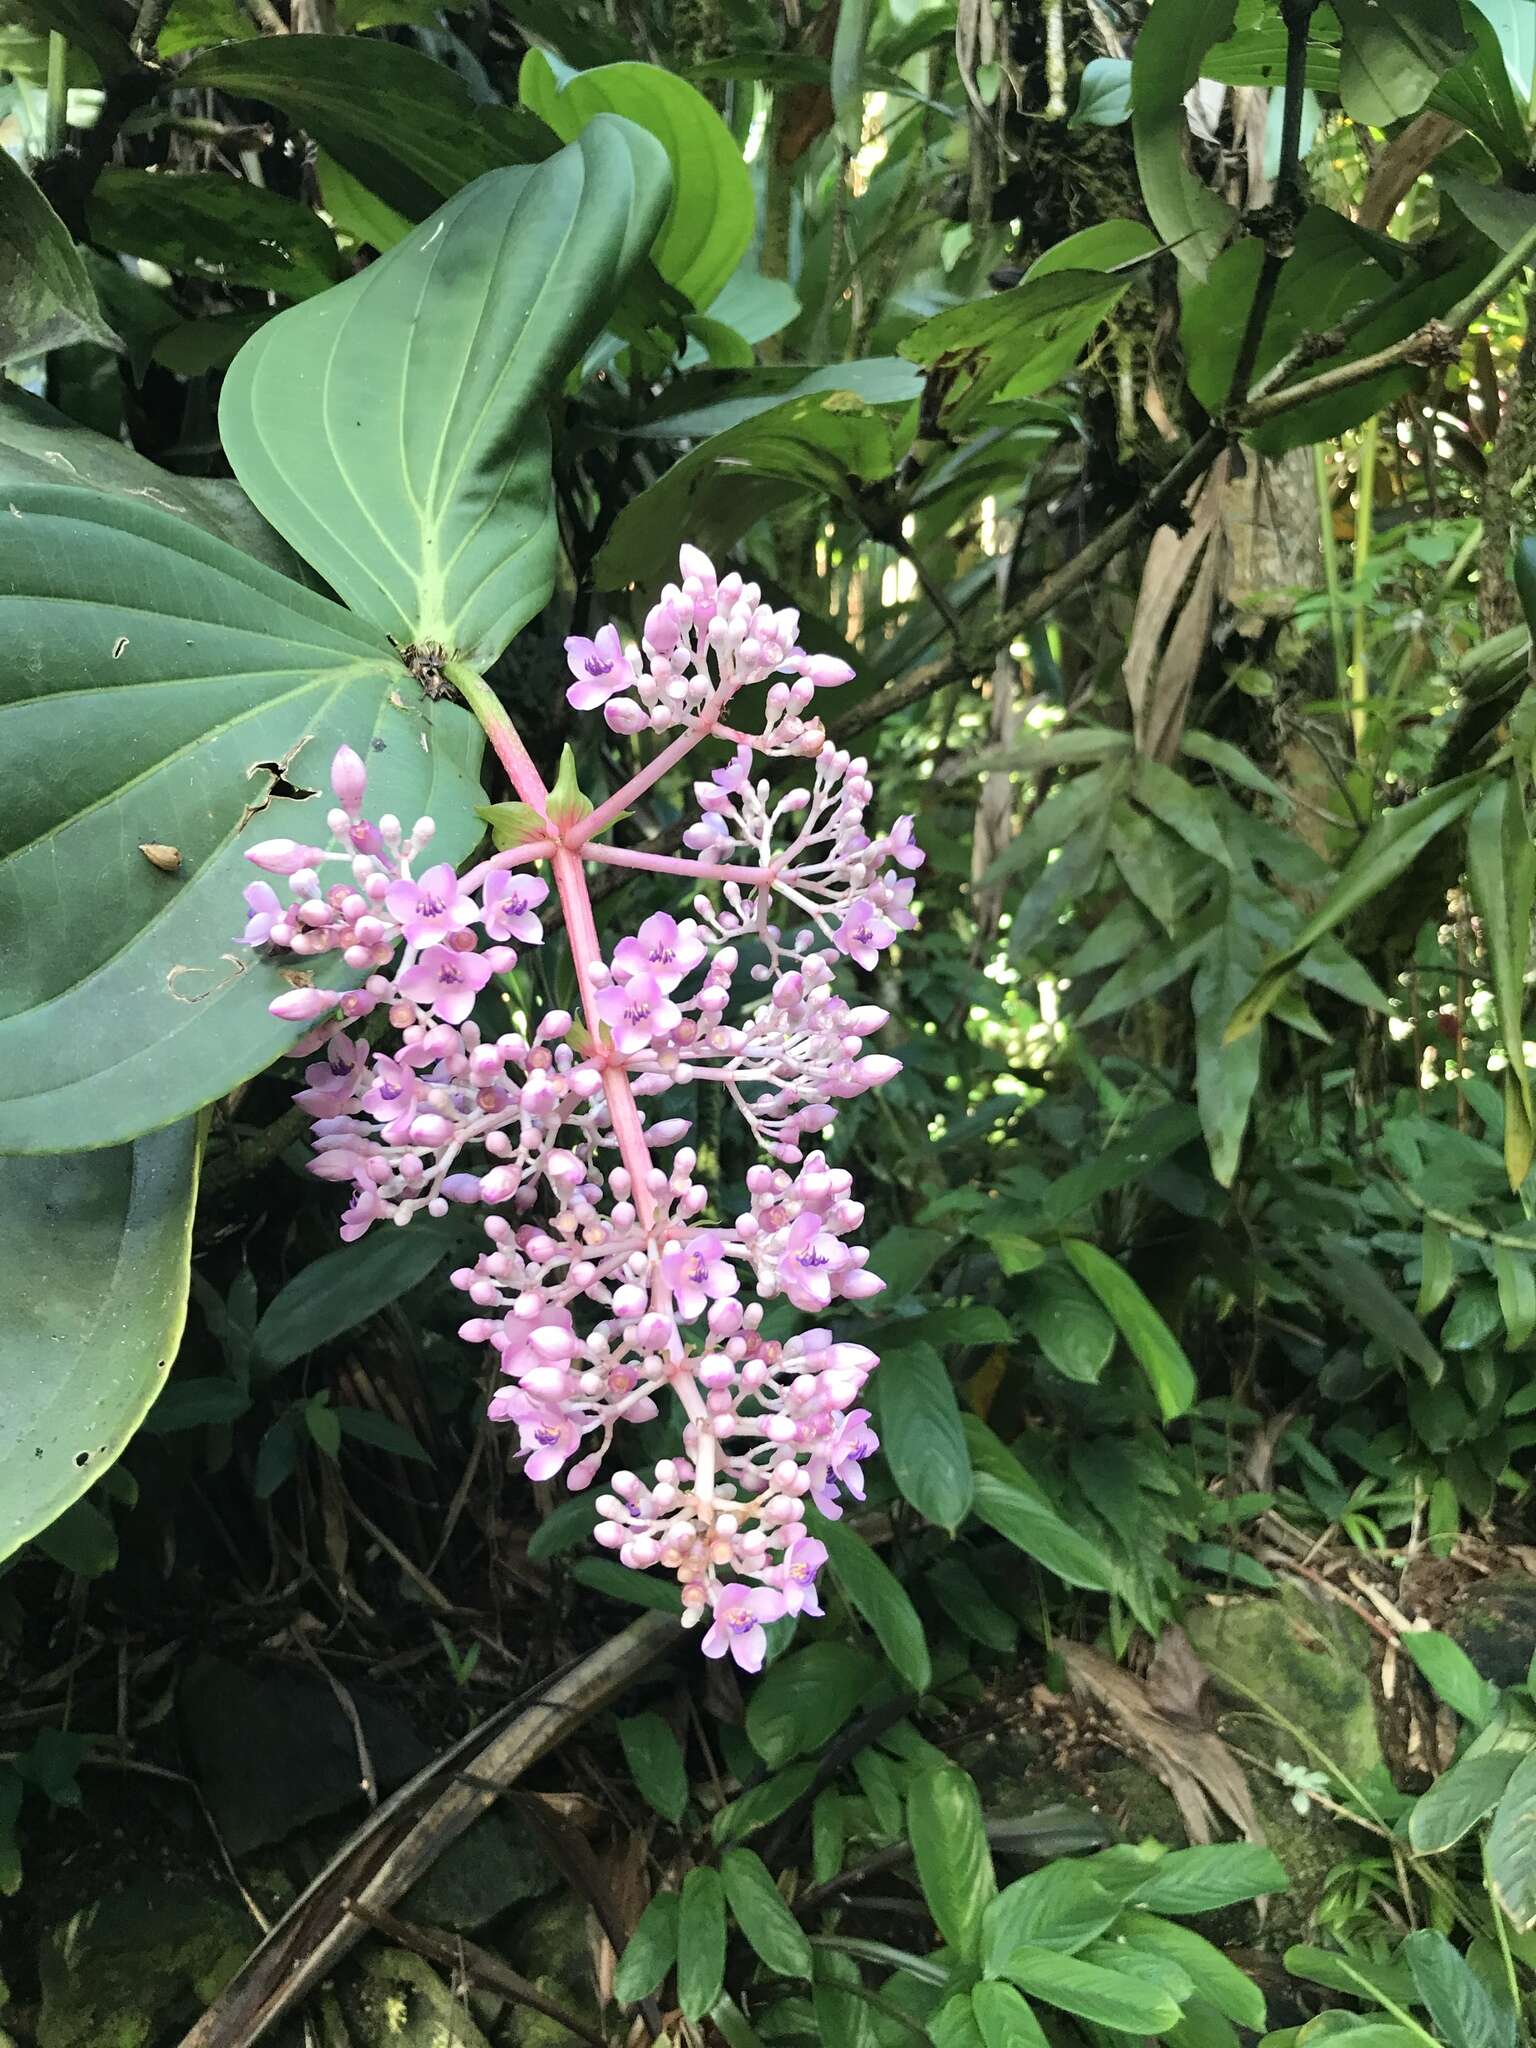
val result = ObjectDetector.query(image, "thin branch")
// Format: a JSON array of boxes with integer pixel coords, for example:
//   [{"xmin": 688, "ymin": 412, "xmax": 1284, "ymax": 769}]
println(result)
[{"xmin": 343, "ymin": 1901, "xmax": 609, "ymax": 2048}]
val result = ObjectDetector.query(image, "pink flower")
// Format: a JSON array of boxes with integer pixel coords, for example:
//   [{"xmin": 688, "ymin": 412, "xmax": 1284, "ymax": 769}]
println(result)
[
  {"xmin": 595, "ymin": 972, "xmax": 681, "ymax": 1054},
  {"xmin": 482, "ymin": 870, "xmax": 549, "ymax": 944},
  {"xmin": 241, "ymin": 881, "xmax": 285, "ymax": 945},
  {"xmin": 613, "ymin": 913, "xmax": 705, "ymax": 993},
  {"xmin": 397, "ymin": 944, "xmax": 493, "ymax": 1025},
  {"xmin": 701, "ymin": 1583, "xmax": 784, "ymax": 1673},
  {"xmin": 886, "ymin": 815, "xmax": 925, "ymax": 870},
  {"xmin": 661, "ymin": 1232, "xmax": 739, "ymax": 1321},
  {"xmin": 835, "ymin": 899, "xmax": 898, "ymax": 971},
  {"xmin": 294, "ymin": 1034, "xmax": 369, "ymax": 1117},
  {"xmin": 384, "ymin": 863, "xmax": 476, "ymax": 947},
  {"xmin": 813, "ymin": 1410, "xmax": 878, "ymax": 1518},
  {"xmin": 773, "ymin": 1536, "xmax": 827, "ymax": 1618},
  {"xmin": 506, "ymin": 1395, "xmax": 582, "ymax": 1481},
  {"xmin": 777, "ymin": 1211, "xmax": 851, "ymax": 1311},
  {"xmin": 565, "ymin": 624, "xmax": 634, "ymax": 711},
  {"xmin": 360, "ymin": 1053, "xmax": 423, "ymax": 1133}
]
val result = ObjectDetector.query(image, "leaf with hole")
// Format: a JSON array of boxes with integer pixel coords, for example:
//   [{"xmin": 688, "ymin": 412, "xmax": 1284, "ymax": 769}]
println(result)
[
  {"xmin": 1, "ymin": 1120, "xmax": 199, "ymax": 1563},
  {"xmin": 221, "ymin": 125, "xmax": 671, "ymax": 666},
  {"xmin": 0, "ymin": 485, "xmax": 483, "ymax": 1151},
  {"xmin": 1000, "ymin": 1943, "xmax": 1183, "ymax": 2032},
  {"xmin": 981, "ymin": 1864, "xmax": 1122, "ymax": 1973},
  {"xmin": 1018, "ymin": 1265, "xmax": 1116, "ymax": 1385}
]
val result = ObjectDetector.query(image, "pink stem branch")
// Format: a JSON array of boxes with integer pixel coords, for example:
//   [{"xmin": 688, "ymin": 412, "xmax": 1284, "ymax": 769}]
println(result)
[{"xmin": 584, "ymin": 841, "xmax": 774, "ymax": 887}]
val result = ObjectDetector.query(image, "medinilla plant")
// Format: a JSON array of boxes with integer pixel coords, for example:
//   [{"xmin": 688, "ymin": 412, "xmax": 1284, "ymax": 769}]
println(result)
[{"xmin": 0, "ymin": 116, "xmax": 674, "ymax": 1559}]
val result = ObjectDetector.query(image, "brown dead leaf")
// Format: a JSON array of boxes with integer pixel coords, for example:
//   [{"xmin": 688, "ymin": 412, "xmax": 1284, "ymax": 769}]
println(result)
[{"xmin": 1061, "ymin": 1637, "xmax": 1264, "ymax": 1846}]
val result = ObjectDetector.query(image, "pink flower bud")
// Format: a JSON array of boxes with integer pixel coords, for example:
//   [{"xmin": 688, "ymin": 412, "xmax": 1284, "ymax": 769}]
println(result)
[
  {"xmin": 268, "ymin": 986, "xmax": 340, "ymax": 1022},
  {"xmin": 247, "ymin": 839, "xmax": 326, "ymax": 875},
  {"xmin": 330, "ymin": 744, "xmax": 368, "ymax": 812}
]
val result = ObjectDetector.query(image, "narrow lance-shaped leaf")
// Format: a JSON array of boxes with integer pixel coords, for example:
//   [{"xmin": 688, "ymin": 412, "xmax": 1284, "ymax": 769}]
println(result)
[
  {"xmin": 1, "ymin": 1121, "xmax": 200, "ymax": 1562},
  {"xmin": 1060, "ymin": 1240, "xmax": 1198, "ymax": 1419},
  {"xmin": 1226, "ymin": 778, "xmax": 1482, "ymax": 1042},
  {"xmin": 220, "ymin": 121, "xmax": 672, "ymax": 667},
  {"xmin": 1465, "ymin": 769, "xmax": 1536, "ymax": 1188},
  {"xmin": 0, "ymin": 486, "xmax": 483, "ymax": 1152},
  {"xmin": 908, "ymin": 1765, "xmax": 996, "ymax": 1962}
]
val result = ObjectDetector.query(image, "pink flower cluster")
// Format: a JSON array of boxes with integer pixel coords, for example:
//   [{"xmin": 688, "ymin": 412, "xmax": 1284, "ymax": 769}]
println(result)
[{"xmin": 241, "ymin": 546, "xmax": 921, "ymax": 1672}]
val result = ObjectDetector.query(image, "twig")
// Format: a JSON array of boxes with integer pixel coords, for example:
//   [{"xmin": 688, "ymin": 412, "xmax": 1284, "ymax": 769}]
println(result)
[
  {"xmin": 130, "ymin": 0, "xmax": 173, "ymax": 58},
  {"xmin": 1223, "ymin": 0, "xmax": 1317, "ymax": 410},
  {"xmin": 242, "ymin": 0, "xmax": 288, "ymax": 28},
  {"xmin": 343, "ymin": 1900, "xmax": 609, "ymax": 2048},
  {"xmin": 175, "ymin": 1611, "xmax": 676, "ymax": 2048}
]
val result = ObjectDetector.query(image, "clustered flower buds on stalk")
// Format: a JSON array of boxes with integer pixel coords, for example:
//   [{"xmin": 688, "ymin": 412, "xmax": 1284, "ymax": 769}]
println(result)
[{"xmin": 241, "ymin": 546, "xmax": 921, "ymax": 1671}]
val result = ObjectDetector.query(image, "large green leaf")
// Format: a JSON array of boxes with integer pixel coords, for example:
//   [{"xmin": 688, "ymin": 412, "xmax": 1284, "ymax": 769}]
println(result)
[
  {"xmin": 1488, "ymin": 1751, "xmax": 1536, "ymax": 1930},
  {"xmin": 520, "ymin": 52, "xmax": 752, "ymax": 308},
  {"xmin": 899, "ymin": 262, "xmax": 1145, "ymax": 416},
  {"xmin": 597, "ymin": 387, "xmax": 896, "ymax": 591},
  {"xmin": 180, "ymin": 36, "xmax": 549, "ymax": 220},
  {"xmin": 1000, "ymin": 1943, "xmax": 1183, "ymax": 2032},
  {"xmin": 0, "ymin": 147, "xmax": 117, "ymax": 365},
  {"xmin": 1130, "ymin": 0, "xmax": 1237, "ymax": 279},
  {"xmin": 1333, "ymin": 0, "xmax": 1471, "ymax": 124},
  {"xmin": 0, "ymin": 384, "xmax": 306, "ymax": 579},
  {"xmin": 746, "ymin": 1641, "xmax": 881, "ymax": 1768},
  {"xmin": 0, "ymin": 1120, "xmax": 199, "ymax": 1561},
  {"xmin": 88, "ymin": 171, "xmax": 344, "ymax": 301},
  {"xmin": 814, "ymin": 1515, "xmax": 932, "ymax": 1692},
  {"xmin": 1400, "ymin": 1929, "xmax": 1516, "ymax": 2048},
  {"xmin": 221, "ymin": 124, "xmax": 671, "ymax": 666},
  {"xmin": 908, "ymin": 1765, "xmax": 996, "ymax": 1963},
  {"xmin": 875, "ymin": 1339, "xmax": 973, "ymax": 1531},
  {"xmin": 0, "ymin": 485, "xmax": 483, "ymax": 1152}
]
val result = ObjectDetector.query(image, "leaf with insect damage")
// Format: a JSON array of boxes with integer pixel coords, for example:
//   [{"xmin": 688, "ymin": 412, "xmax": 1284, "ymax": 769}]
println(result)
[{"xmin": 0, "ymin": 485, "xmax": 482, "ymax": 1151}]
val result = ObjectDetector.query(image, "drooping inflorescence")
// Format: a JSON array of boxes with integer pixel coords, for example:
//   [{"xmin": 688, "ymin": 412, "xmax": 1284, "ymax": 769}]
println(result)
[{"xmin": 240, "ymin": 546, "xmax": 920, "ymax": 1670}]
